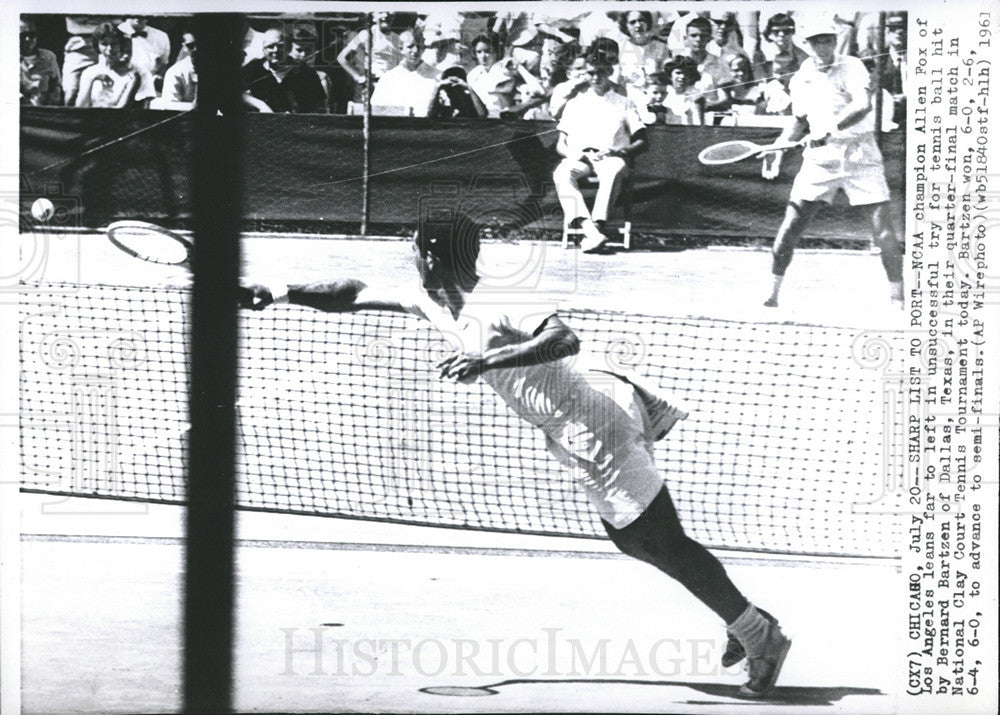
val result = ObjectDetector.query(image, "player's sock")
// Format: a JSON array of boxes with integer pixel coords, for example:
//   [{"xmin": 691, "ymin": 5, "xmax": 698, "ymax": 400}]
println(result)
[
  {"xmin": 721, "ymin": 607, "xmax": 776, "ymax": 667},
  {"xmin": 727, "ymin": 604, "xmax": 791, "ymax": 698},
  {"xmin": 889, "ymin": 280, "xmax": 904, "ymax": 305},
  {"xmin": 764, "ymin": 275, "xmax": 783, "ymax": 307}
]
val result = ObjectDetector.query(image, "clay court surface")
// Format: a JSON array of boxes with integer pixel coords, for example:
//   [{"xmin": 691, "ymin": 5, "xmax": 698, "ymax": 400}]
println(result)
[{"xmin": 17, "ymin": 233, "xmax": 904, "ymax": 713}]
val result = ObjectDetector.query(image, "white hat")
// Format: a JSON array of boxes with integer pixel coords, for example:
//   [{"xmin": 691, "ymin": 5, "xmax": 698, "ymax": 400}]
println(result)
[{"xmin": 798, "ymin": 18, "xmax": 840, "ymax": 39}]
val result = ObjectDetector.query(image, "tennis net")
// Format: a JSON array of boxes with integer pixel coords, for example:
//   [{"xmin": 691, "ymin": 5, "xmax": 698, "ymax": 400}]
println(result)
[{"xmin": 20, "ymin": 283, "xmax": 905, "ymax": 557}]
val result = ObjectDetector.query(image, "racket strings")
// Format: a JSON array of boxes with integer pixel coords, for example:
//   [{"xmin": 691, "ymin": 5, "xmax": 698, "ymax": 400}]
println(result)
[{"xmin": 699, "ymin": 140, "xmax": 759, "ymax": 163}]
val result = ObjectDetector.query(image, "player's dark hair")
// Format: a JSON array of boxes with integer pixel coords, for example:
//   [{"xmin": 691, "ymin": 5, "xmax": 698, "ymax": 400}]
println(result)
[
  {"xmin": 764, "ymin": 13, "xmax": 796, "ymax": 41},
  {"xmin": 92, "ymin": 22, "xmax": 130, "ymax": 52},
  {"xmin": 416, "ymin": 210, "xmax": 481, "ymax": 289}
]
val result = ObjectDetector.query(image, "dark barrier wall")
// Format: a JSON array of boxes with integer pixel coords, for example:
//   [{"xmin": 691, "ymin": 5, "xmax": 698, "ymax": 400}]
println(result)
[{"xmin": 21, "ymin": 108, "xmax": 904, "ymax": 242}]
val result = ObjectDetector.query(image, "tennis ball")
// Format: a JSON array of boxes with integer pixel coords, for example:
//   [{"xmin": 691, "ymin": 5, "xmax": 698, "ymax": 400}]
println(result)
[{"xmin": 31, "ymin": 198, "xmax": 55, "ymax": 222}]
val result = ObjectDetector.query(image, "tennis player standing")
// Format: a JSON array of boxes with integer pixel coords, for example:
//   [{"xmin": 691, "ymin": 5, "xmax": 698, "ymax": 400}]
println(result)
[
  {"xmin": 761, "ymin": 19, "xmax": 904, "ymax": 309},
  {"xmin": 240, "ymin": 213, "xmax": 791, "ymax": 698}
]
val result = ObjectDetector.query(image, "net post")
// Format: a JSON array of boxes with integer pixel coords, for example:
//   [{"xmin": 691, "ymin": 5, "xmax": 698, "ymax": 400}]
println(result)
[
  {"xmin": 360, "ymin": 14, "xmax": 373, "ymax": 236},
  {"xmin": 874, "ymin": 12, "xmax": 887, "ymax": 150},
  {"xmin": 183, "ymin": 13, "xmax": 245, "ymax": 714}
]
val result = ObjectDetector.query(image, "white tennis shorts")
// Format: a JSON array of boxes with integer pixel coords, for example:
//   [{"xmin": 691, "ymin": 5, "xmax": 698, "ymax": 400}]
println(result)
[{"xmin": 789, "ymin": 134, "xmax": 891, "ymax": 206}]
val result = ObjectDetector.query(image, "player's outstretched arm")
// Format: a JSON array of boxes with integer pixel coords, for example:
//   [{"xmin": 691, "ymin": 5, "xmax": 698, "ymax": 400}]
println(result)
[
  {"xmin": 437, "ymin": 315, "xmax": 580, "ymax": 382},
  {"xmin": 239, "ymin": 279, "xmax": 408, "ymax": 313}
]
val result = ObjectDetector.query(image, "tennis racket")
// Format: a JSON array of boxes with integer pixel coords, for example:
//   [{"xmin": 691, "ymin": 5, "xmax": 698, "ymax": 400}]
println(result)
[
  {"xmin": 697, "ymin": 139, "xmax": 805, "ymax": 166},
  {"xmin": 107, "ymin": 220, "xmax": 193, "ymax": 269}
]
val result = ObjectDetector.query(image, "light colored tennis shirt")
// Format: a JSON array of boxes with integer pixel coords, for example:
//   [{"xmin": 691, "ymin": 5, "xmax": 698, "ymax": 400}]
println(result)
[
  {"xmin": 401, "ymin": 290, "xmax": 687, "ymax": 528},
  {"xmin": 790, "ymin": 55, "xmax": 875, "ymax": 138}
]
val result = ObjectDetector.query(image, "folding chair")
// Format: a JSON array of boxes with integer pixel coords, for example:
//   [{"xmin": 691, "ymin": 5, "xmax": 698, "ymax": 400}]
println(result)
[{"xmin": 562, "ymin": 164, "xmax": 634, "ymax": 250}]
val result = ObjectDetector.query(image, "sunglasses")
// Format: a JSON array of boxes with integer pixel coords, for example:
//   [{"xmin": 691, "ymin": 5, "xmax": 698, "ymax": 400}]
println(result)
[{"xmin": 771, "ymin": 27, "xmax": 795, "ymax": 35}]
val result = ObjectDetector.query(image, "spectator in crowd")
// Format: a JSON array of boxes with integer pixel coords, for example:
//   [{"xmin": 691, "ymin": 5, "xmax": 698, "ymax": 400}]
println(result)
[
  {"xmin": 428, "ymin": 65, "xmax": 488, "ymax": 118},
  {"xmin": 62, "ymin": 16, "xmax": 104, "ymax": 106},
  {"xmin": 760, "ymin": 14, "xmax": 808, "ymax": 77},
  {"xmin": 118, "ymin": 17, "xmax": 171, "ymax": 91},
  {"xmin": 75, "ymin": 22, "xmax": 157, "ymax": 108},
  {"xmin": 677, "ymin": 16, "xmax": 730, "ymax": 110},
  {"xmin": 242, "ymin": 27, "xmax": 327, "ymax": 113},
  {"xmin": 547, "ymin": 52, "xmax": 589, "ymax": 120},
  {"xmin": 21, "ymin": 18, "xmax": 62, "ymax": 106},
  {"xmin": 467, "ymin": 32, "xmax": 518, "ymax": 118},
  {"xmin": 286, "ymin": 22, "xmax": 333, "ymax": 113},
  {"xmin": 370, "ymin": 29, "xmax": 439, "ymax": 117},
  {"xmin": 577, "ymin": 9, "xmax": 625, "ymax": 50},
  {"xmin": 337, "ymin": 11, "xmax": 401, "ymax": 101},
  {"xmin": 639, "ymin": 71, "xmax": 669, "ymax": 124},
  {"xmin": 756, "ymin": 53, "xmax": 797, "ymax": 116},
  {"xmin": 616, "ymin": 10, "xmax": 672, "ymax": 105},
  {"xmin": 421, "ymin": 14, "xmax": 465, "ymax": 73},
  {"xmin": 151, "ymin": 32, "xmax": 197, "ymax": 109},
  {"xmin": 719, "ymin": 55, "xmax": 763, "ymax": 116},
  {"xmin": 554, "ymin": 42, "xmax": 647, "ymax": 253},
  {"xmin": 862, "ymin": 12, "xmax": 907, "ymax": 126},
  {"xmin": 658, "ymin": 56, "xmax": 705, "ymax": 125},
  {"xmin": 502, "ymin": 35, "xmax": 580, "ymax": 120},
  {"xmin": 709, "ymin": 12, "xmax": 751, "ymax": 67}
]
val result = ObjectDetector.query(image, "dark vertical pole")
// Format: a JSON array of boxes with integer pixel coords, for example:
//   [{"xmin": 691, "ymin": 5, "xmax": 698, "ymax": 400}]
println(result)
[
  {"xmin": 360, "ymin": 14, "xmax": 373, "ymax": 236},
  {"xmin": 184, "ymin": 13, "xmax": 244, "ymax": 714},
  {"xmin": 874, "ymin": 12, "xmax": 887, "ymax": 150}
]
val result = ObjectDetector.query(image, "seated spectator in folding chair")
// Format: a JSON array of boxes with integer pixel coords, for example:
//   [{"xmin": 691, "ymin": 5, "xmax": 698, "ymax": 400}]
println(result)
[
  {"xmin": 657, "ymin": 57, "xmax": 705, "ymax": 125},
  {"xmin": 553, "ymin": 44, "xmax": 647, "ymax": 253},
  {"xmin": 428, "ymin": 65, "xmax": 488, "ymax": 118},
  {"xmin": 118, "ymin": 17, "xmax": 171, "ymax": 92},
  {"xmin": 370, "ymin": 29, "xmax": 439, "ymax": 117},
  {"xmin": 242, "ymin": 27, "xmax": 327, "ymax": 113},
  {"xmin": 75, "ymin": 23, "xmax": 157, "ymax": 108},
  {"xmin": 21, "ymin": 18, "xmax": 62, "ymax": 106}
]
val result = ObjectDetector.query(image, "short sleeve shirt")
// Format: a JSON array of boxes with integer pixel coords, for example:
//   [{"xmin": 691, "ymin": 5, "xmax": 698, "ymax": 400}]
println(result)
[
  {"xmin": 790, "ymin": 55, "xmax": 875, "ymax": 137},
  {"xmin": 558, "ymin": 89, "xmax": 645, "ymax": 157}
]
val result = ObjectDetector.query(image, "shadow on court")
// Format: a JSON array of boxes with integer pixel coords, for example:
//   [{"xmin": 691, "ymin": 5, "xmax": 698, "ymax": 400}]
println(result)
[{"xmin": 421, "ymin": 679, "xmax": 885, "ymax": 706}]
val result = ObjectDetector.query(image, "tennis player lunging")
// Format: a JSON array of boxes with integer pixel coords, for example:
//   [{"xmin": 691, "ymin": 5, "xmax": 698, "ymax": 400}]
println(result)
[
  {"xmin": 760, "ymin": 19, "xmax": 904, "ymax": 309},
  {"xmin": 239, "ymin": 215, "xmax": 790, "ymax": 698}
]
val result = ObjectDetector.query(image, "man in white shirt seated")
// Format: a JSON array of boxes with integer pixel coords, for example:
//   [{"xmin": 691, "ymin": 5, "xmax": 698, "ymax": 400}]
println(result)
[
  {"xmin": 370, "ymin": 29, "xmax": 439, "ymax": 117},
  {"xmin": 553, "ymin": 43, "xmax": 647, "ymax": 253},
  {"xmin": 678, "ymin": 16, "xmax": 730, "ymax": 110}
]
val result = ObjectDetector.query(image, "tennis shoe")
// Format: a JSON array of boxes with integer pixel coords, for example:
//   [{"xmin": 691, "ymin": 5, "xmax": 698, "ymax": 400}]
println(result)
[
  {"xmin": 580, "ymin": 220, "xmax": 607, "ymax": 253},
  {"xmin": 763, "ymin": 297, "xmax": 778, "ymax": 308},
  {"xmin": 721, "ymin": 608, "xmax": 776, "ymax": 667},
  {"xmin": 739, "ymin": 623, "xmax": 791, "ymax": 699}
]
